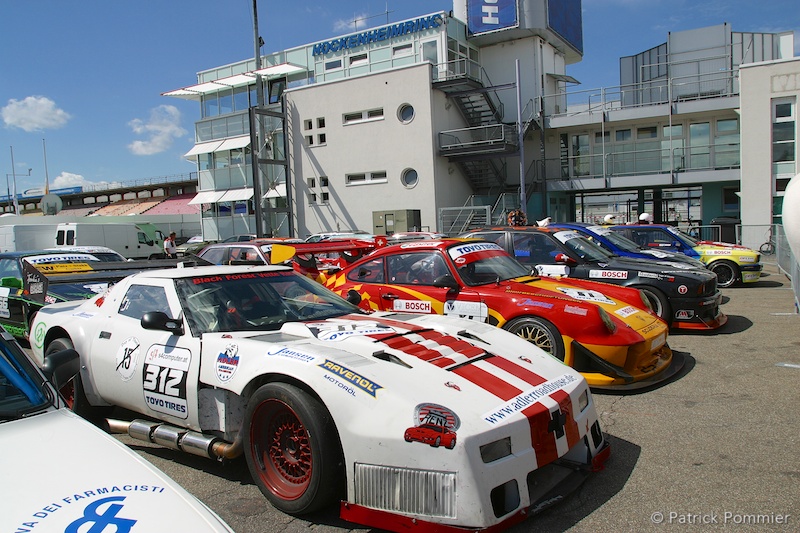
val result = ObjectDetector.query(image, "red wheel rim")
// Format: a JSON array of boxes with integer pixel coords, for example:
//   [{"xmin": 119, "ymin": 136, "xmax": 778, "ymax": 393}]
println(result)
[{"xmin": 250, "ymin": 399, "xmax": 312, "ymax": 500}]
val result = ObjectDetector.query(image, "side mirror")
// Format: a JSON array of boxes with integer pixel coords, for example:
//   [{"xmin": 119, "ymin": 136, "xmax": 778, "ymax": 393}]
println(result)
[
  {"xmin": 432, "ymin": 274, "xmax": 460, "ymax": 290},
  {"xmin": 141, "ymin": 311, "xmax": 184, "ymax": 336},
  {"xmin": 41, "ymin": 348, "xmax": 80, "ymax": 392},
  {"xmin": 554, "ymin": 253, "xmax": 577, "ymax": 266},
  {"xmin": 346, "ymin": 289, "xmax": 362, "ymax": 305}
]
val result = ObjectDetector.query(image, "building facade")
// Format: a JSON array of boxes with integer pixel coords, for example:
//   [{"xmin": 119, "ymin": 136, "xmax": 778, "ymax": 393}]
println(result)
[{"xmin": 164, "ymin": 0, "xmax": 795, "ymax": 244}]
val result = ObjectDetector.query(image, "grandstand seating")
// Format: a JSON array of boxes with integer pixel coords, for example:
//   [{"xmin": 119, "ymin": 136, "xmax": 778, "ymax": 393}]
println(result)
[{"xmin": 141, "ymin": 193, "xmax": 199, "ymax": 215}]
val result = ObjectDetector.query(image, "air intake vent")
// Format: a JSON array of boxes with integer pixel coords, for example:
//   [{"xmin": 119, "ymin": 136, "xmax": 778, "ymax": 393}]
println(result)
[{"xmin": 354, "ymin": 463, "xmax": 457, "ymax": 518}]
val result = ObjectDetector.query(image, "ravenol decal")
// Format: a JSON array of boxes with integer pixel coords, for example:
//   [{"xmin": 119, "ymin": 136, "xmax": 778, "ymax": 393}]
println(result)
[
  {"xmin": 312, "ymin": 14, "xmax": 443, "ymax": 56},
  {"xmin": 393, "ymin": 299, "xmax": 432, "ymax": 313},
  {"xmin": 588, "ymin": 270, "xmax": 628, "ymax": 280},
  {"xmin": 142, "ymin": 345, "xmax": 190, "ymax": 419},
  {"xmin": 482, "ymin": 374, "xmax": 578, "ymax": 425},
  {"xmin": 115, "ymin": 337, "xmax": 140, "ymax": 382},
  {"xmin": 318, "ymin": 359, "xmax": 382, "ymax": 397},
  {"xmin": 557, "ymin": 287, "xmax": 615, "ymax": 305},
  {"xmin": 215, "ymin": 343, "xmax": 240, "ymax": 383}
]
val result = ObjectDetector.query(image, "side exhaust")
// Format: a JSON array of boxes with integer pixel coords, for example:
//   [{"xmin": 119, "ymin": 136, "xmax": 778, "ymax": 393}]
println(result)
[{"xmin": 107, "ymin": 419, "xmax": 242, "ymax": 460}]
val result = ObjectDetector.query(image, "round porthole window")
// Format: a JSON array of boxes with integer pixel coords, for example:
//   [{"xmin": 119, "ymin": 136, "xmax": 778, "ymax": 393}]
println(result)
[
  {"xmin": 398, "ymin": 104, "xmax": 415, "ymax": 124},
  {"xmin": 401, "ymin": 168, "xmax": 418, "ymax": 188}
]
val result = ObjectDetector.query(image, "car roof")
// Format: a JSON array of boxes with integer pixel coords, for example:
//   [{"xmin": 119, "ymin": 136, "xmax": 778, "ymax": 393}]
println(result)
[
  {"xmin": 123, "ymin": 263, "xmax": 294, "ymax": 281},
  {"xmin": 464, "ymin": 225, "xmax": 562, "ymax": 235}
]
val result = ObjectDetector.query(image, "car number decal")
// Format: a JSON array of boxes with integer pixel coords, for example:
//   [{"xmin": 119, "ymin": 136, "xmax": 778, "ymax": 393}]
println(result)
[
  {"xmin": 557, "ymin": 287, "xmax": 615, "ymax": 305},
  {"xmin": 393, "ymin": 299, "xmax": 432, "ymax": 313},
  {"xmin": 142, "ymin": 344, "xmax": 190, "ymax": 419}
]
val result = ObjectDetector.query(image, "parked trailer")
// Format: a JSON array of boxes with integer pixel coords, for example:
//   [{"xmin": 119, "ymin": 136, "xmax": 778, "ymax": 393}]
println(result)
[
  {"xmin": 0, "ymin": 224, "xmax": 59, "ymax": 252},
  {"xmin": 54, "ymin": 222, "xmax": 166, "ymax": 259}
]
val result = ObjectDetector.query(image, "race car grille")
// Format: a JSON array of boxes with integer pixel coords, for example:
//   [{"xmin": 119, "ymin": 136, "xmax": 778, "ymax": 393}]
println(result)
[{"xmin": 353, "ymin": 463, "xmax": 457, "ymax": 518}]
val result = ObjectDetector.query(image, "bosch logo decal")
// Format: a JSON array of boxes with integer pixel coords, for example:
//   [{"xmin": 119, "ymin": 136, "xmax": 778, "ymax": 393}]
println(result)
[
  {"xmin": 589, "ymin": 270, "xmax": 628, "ymax": 280},
  {"xmin": 393, "ymin": 299, "xmax": 432, "ymax": 313}
]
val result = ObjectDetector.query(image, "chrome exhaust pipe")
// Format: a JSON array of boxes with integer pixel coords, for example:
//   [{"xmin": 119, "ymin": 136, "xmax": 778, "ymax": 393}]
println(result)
[{"xmin": 107, "ymin": 418, "xmax": 242, "ymax": 460}]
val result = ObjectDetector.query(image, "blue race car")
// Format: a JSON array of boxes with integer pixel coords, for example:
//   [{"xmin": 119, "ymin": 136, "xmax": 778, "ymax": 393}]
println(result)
[{"xmin": 548, "ymin": 223, "xmax": 706, "ymax": 269}]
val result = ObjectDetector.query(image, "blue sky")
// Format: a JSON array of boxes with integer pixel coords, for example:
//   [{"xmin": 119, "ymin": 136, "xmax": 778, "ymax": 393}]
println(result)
[{"xmin": 1, "ymin": 0, "xmax": 798, "ymax": 195}]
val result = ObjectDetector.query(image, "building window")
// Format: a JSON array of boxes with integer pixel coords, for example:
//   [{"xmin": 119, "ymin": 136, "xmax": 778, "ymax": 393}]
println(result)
[
  {"xmin": 637, "ymin": 126, "xmax": 658, "ymax": 139},
  {"xmin": 317, "ymin": 117, "xmax": 325, "ymax": 128},
  {"xmin": 308, "ymin": 192, "xmax": 317, "ymax": 204},
  {"xmin": 722, "ymin": 187, "xmax": 740, "ymax": 213},
  {"xmin": 304, "ymin": 119, "xmax": 313, "ymax": 130},
  {"xmin": 715, "ymin": 118, "xmax": 740, "ymax": 168},
  {"xmin": 349, "ymin": 53, "xmax": 368, "ymax": 67},
  {"xmin": 571, "ymin": 134, "xmax": 590, "ymax": 176},
  {"xmin": 392, "ymin": 43, "xmax": 413, "ymax": 57},
  {"xmin": 401, "ymin": 168, "xmax": 418, "ymax": 188},
  {"xmin": 615, "ymin": 129, "xmax": 631, "ymax": 142},
  {"xmin": 346, "ymin": 171, "xmax": 388, "ymax": 186},
  {"xmin": 773, "ymin": 98, "xmax": 796, "ymax": 193},
  {"xmin": 307, "ymin": 178, "xmax": 316, "ymax": 188},
  {"xmin": 398, "ymin": 104, "xmax": 415, "ymax": 123},
  {"xmin": 594, "ymin": 131, "xmax": 610, "ymax": 143},
  {"xmin": 325, "ymin": 59, "xmax": 342, "ymax": 71},
  {"xmin": 305, "ymin": 135, "xmax": 313, "ymax": 145},
  {"xmin": 317, "ymin": 133, "xmax": 327, "ymax": 145},
  {"xmin": 343, "ymin": 108, "xmax": 384, "ymax": 125},
  {"xmin": 663, "ymin": 124, "xmax": 683, "ymax": 138},
  {"xmin": 320, "ymin": 177, "xmax": 329, "ymax": 187},
  {"xmin": 321, "ymin": 192, "xmax": 329, "ymax": 203}
]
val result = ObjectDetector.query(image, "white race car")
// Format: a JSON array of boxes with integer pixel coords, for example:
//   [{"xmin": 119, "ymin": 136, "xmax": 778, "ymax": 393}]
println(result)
[
  {"xmin": 0, "ymin": 330, "xmax": 233, "ymax": 532},
  {"xmin": 29, "ymin": 264, "xmax": 610, "ymax": 531}
]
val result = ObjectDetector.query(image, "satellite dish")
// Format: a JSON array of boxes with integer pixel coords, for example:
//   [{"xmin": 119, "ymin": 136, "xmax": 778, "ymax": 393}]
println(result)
[{"xmin": 41, "ymin": 193, "xmax": 63, "ymax": 215}]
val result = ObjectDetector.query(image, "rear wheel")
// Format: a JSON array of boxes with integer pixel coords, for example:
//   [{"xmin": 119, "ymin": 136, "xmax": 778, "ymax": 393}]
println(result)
[
  {"xmin": 45, "ymin": 337, "xmax": 112, "ymax": 428},
  {"xmin": 503, "ymin": 316, "xmax": 565, "ymax": 360},
  {"xmin": 709, "ymin": 260, "xmax": 740, "ymax": 288},
  {"xmin": 244, "ymin": 383, "xmax": 343, "ymax": 515}
]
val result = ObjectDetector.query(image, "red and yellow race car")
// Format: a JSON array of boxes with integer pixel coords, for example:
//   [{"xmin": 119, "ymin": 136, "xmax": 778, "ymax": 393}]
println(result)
[{"xmin": 298, "ymin": 239, "xmax": 682, "ymax": 390}]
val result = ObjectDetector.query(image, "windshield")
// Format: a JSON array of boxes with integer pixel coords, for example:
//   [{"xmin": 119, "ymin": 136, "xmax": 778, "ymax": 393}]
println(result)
[
  {"xmin": 587, "ymin": 226, "xmax": 642, "ymax": 253},
  {"xmin": 447, "ymin": 242, "xmax": 531, "ymax": 286},
  {"xmin": 175, "ymin": 270, "xmax": 364, "ymax": 335},
  {"xmin": 669, "ymin": 227, "xmax": 699, "ymax": 246},
  {"xmin": 553, "ymin": 231, "xmax": 614, "ymax": 262},
  {"xmin": 0, "ymin": 333, "xmax": 50, "ymax": 420}
]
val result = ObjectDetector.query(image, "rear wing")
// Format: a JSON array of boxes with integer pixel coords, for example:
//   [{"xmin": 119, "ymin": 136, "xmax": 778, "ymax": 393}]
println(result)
[
  {"xmin": 22, "ymin": 257, "xmax": 213, "ymax": 304},
  {"xmin": 270, "ymin": 238, "xmax": 385, "ymax": 279}
]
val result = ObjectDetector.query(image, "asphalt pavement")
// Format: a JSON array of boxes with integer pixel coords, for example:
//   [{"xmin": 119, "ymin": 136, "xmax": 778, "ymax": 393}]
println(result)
[{"xmin": 109, "ymin": 261, "xmax": 799, "ymax": 533}]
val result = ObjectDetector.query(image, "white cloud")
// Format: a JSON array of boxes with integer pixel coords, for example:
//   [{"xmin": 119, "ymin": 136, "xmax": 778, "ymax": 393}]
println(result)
[
  {"xmin": 50, "ymin": 172, "xmax": 122, "ymax": 190},
  {"xmin": 1, "ymin": 96, "xmax": 71, "ymax": 132},
  {"xmin": 127, "ymin": 105, "xmax": 187, "ymax": 156},
  {"xmin": 333, "ymin": 12, "xmax": 370, "ymax": 33}
]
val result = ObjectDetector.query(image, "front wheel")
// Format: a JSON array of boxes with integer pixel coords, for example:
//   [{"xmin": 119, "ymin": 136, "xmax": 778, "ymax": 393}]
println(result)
[
  {"xmin": 636, "ymin": 286, "xmax": 672, "ymax": 326},
  {"xmin": 503, "ymin": 316, "xmax": 565, "ymax": 360},
  {"xmin": 45, "ymin": 337, "xmax": 112, "ymax": 427},
  {"xmin": 709, "ymin": 260, "xmax": 740, "ymax": 288},
  {"xmin": 244, "ymin": 383, "xmax": 343, "ymax": 515}
]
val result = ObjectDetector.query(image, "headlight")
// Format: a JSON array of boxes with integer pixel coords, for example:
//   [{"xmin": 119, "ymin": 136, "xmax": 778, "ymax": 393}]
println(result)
[
  {"xmin": 598, "ymin": 307, "xmax": 617, "ymax": 333},
  {"xmin": 639, "ymin": 290, "xmax": 654, "ymax": 312}
]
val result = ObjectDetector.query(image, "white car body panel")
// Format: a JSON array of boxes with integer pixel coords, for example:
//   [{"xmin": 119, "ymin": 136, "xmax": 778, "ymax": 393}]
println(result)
[{"xmin": 29, "ymin": 265, "xmax": 608, "ymax": 530}]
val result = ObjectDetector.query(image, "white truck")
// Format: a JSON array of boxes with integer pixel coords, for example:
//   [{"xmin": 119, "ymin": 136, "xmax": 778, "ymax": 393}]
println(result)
[
  {"xmin": 54, "ymin": 222, "xmax": 166, "ymax": 259},
  {"xmin": 0, "ymin": 223, "xmax": 60, "ymax": 252}
]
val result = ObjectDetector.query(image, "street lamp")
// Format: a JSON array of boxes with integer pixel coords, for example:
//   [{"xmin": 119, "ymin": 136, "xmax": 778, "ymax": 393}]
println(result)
[{"xmin": 5, "ymin": 168, "xmax": 31, "ymax": 214}]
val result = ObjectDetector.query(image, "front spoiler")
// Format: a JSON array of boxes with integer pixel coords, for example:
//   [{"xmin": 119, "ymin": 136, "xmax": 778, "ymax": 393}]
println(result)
[
  {"xmin": 671, "ymin": 309, "xmax": 728, "ymax": 331},
  {"xmin": 590, "ymin": 350, "xmax": 686, "ymax": 391},
  {"xmin": 339, "ymin": 440, "xmax": 611, "ymax": 532}
]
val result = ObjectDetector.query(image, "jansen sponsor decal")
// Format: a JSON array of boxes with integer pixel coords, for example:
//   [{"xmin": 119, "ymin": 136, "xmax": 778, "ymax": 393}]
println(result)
[
  {"xmin": 393, "ymin": 299, "xmax": 432, "ymax": 313},
  {"xmin": 589, "ymin": 270, "xmax": 628, "ymax": 280},
  {"xmin": 266, "ymin": 346, "xmax": 317, "ymax": 363}
]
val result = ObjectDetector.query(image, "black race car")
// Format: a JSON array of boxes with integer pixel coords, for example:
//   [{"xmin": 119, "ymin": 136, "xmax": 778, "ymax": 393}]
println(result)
[{"xmin": 459, "ymin": 226, "xmax": 726, "ymax": 330}]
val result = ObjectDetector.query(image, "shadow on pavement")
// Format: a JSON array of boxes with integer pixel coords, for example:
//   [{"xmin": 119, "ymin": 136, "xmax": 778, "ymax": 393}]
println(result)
[{"xmin": 671, "ymin": 315, "xmax": 753, "ymax": 335}]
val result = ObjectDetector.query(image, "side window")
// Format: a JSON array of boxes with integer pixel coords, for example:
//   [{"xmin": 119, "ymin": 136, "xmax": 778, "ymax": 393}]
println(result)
[
  {"xmin": 347, "ymin": 257, "xmax": 384, "ymax": 283},
  {"xmin": 0, "ymin": 259, "xmax": 21, "ymax": 278},
  {"xmin": 392, "ymin": 252, "xmax": 448, "ymax": 285},
  {"xmin": 199, "ymin": 247, "xmax": 225, "ymax": 265},
  {"xmin": 119, "ymin": 284, "xmax": 171, "ymax": 320}
]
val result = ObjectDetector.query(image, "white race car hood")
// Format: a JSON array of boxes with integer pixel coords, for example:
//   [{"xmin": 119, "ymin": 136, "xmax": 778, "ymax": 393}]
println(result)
[{"xmin": 1, "ymin": 409, "xmax": 232, "ymax": 532}]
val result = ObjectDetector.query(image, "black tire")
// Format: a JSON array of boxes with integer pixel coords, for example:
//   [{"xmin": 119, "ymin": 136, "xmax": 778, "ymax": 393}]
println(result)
[
  {"xmin": 244, "ymin": 383, "xmax": 343, "ymax": 515},
  {"xmin": 45, "ymin": 337, "xmax": 112, "ymax": 427},
  {"xmin": 432, "ymin": 436, "xmax": 441, "ymax": 448},
  {"xmin": 636, "ymin": 286, "xmax": 672, "ymax": 326},
  {"xmin": 503, "ymin": 316, "xmax": 565, "ymax": 360},
  {"xmin": 709, "ymin": 260, "xmax": 740, "ymax": 288}
]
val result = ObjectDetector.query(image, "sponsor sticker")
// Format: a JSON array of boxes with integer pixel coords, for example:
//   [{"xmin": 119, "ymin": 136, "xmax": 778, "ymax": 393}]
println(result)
[
  {"xmin": 742, "ymin": 272, "xmax": 761, "ymax": 282},
  {"xmin": 142, "ymin": 345, "xmax": 191, "ymax": 419},
  {"xmin": 738, "ymin": 256, "xmax": 756, "ymax": 263},
  {"xmin": 0, "ymin": 287, "xmax": 9, "ymax": 319},
  {"xmin": 552, "ymin": 231, "xmax": 581, "ymax": 243},
  {"xmin": 448, "ymin": 242, "xmax": 503, "ymax": 260},
  {"xmin": 215, "ymin": 343, "xmax": 240, "ymax": 382},
  {"xmin": 615, "ymin": 305, "xmax": 638, "ymax": 318},
  {"xmin": 518, "ymin": 298, "xmax": 554, "ymax": 309},
  {"xmin": 266, "ymin": 346, "xmax": 317, "ymax": 363},
  {"xmin": 312, "ymin": 323, "xmax": 396, "ymax": 341},
  {"xmin": 678, "ymin": 285, "xmax": 688, "ymax": 294},
  {"xmin": 706, "ymin": 250, "xmax": 732, "ymax": 255},
  {"xmin": 564, "ymin": 305, "xmax": 588, "ymax": 316},
  {"xmin": 393, "ymin": 299, "xmax": 432, "ymax": 313},
  {"xmin": 482, "ymin": 374, "xmax": 578, "ymax": 425},
  {"xmin": 115, "ymin": 337, "xmax": 140, "ymax": 381},
  {"xmin": 557, "ymin": 287, "xmax": 615, "ymax": 305},
  {"xmin": 318, "ymin": 359, "xmax": 382, "ymax": 397},
  {"xmin": 535, "ymin": 265, "xmax": 569, "ymax": 277},
  {"xmin": 638, "ymin": 271, "xmax": 662, "ymax": 279},
  {"xmin": 675, "ymin": 309, "xmax": 695, "ymax": 320},
  {"xmin": 444, "ymin": 299, "xmax": 487, "ymax": 319},
  {"xmin": 588, "ymin": 270, "xmax": 628, "ymax": 280}
]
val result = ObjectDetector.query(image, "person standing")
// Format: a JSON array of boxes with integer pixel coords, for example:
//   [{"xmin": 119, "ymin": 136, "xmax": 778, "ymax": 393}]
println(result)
[{"xmin": 164, "ymin": 232, "xmax": 177, "ymax": 258}]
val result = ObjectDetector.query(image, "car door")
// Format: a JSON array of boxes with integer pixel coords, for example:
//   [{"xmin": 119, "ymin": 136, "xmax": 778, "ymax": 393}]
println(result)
[{"xmin": 87, "ymin": 279, "xmax": 203, "ymax": 429}]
